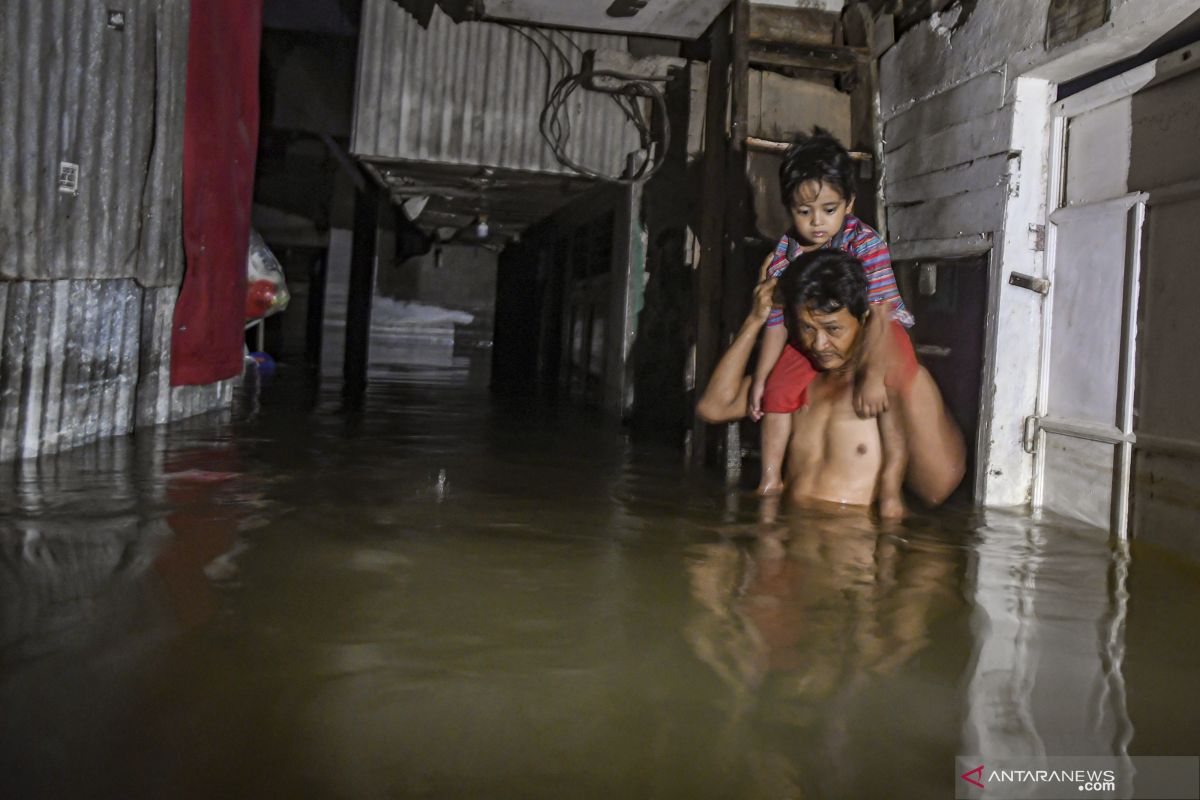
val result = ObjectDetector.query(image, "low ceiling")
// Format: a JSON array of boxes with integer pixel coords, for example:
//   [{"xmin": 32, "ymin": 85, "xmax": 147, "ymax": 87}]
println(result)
[
  {"xmin": 365, "ymin": 160, "xmax": 598, "ymax": 244},
  {"xmin": 391, "ymin": 0, "xmax": 733, "ymax": 39}
]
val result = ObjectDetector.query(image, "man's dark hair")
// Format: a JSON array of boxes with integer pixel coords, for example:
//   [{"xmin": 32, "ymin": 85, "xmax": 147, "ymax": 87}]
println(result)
[
  {"xmin": 779, "ymin": 127, "xmax": 855, "ymax": 209},
  {"xmin": 780, "ymin": 250, "xmax": 869, "ymax": 336}
]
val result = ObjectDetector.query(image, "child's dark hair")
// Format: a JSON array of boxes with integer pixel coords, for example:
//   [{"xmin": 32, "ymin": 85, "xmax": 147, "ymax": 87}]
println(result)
[
  {"xmin": 780, "ymin": 250, "xmax": 869, "ymax": 335},
  {"xmin": 779, "ymin": 127, "xmax": 855, "ymax": 208}
]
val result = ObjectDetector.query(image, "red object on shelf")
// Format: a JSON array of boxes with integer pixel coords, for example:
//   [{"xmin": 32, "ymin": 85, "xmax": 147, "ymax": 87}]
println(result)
[{"xmin": 245, "ymin": 279, "xmax": 277, "ymax": 320}]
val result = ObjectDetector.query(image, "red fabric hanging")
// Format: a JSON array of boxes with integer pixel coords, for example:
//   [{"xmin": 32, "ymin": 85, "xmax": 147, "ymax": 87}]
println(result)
[{"xmin": 171, "ymin": 0, "xmax": 263, "ymax": 386}]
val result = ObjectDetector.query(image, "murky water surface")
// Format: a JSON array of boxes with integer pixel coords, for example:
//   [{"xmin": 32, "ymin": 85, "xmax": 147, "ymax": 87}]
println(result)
[{"xmin": 3, "ymin": 367, "xmax": 1198, "ymax": 799}]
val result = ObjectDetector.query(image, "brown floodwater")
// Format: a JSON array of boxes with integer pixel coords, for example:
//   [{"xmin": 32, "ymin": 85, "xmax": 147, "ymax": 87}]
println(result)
[{"xmin": 2, "ymin": 365, "xmax": 1198, "ymax": 799}]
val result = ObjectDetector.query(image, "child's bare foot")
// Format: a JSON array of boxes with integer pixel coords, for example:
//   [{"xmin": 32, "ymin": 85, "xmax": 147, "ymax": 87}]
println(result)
[{"xmin": 755, "ymin": 478, "xmax": 784, "ymax": 496}]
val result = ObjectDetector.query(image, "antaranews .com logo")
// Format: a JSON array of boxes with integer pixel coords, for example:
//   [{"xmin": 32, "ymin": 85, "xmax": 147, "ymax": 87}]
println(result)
[{"xmin": 954, "ymin": 756, "xmax": 1198, "ymax": 799}]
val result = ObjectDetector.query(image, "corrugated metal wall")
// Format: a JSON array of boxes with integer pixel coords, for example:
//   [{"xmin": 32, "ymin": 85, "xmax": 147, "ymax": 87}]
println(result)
[
  {"xmin": 0, "ymin": 280, "xmax": 143, "ymax": 460},
  {"xmin": 0, "ymin": 1, "xmax": 233, "ymax": 462},
  {"xmin": 353, "ymin": 0, "xmax": 641, "ymax": 178},
  {"xmin": 0, "ymin": 281, "xmax": 234, "ymax": 461},
  {"xmin": 0, "ymin": 0, "xmax": 190, "ymax": 286}
]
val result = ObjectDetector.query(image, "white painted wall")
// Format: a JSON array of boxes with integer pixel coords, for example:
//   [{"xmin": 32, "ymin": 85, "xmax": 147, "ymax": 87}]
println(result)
[{"xmin": 877, "ymin": 0, "xmax": 1200, "ymax": 508}]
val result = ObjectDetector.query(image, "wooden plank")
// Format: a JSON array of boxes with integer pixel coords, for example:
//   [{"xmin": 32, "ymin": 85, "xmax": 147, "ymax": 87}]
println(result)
[
  {"xmin": 890, "ymin": 234, "xmax": 993, "ymax": 260},
  {"xmin": 1129, "ymin": 65, "xmax": 1200, "ymax": 192},
  {"xmin": 883, "ymin": 70, "xmax": 1007, "ymax": 152},
  {"xmin": 843, "ymin": 1, "xmax": 881, "ymax": 228},
  {"xmin": 723, "ymin": 0, "xmax": 752, "ymax": 482},
  {"xmin": 686, "ymin": 62, "xmax": 709, "ymax": 162},
  {"xmin": 886, "ymin": 106, "xmax": 1013, "ymax": 184},
  {"xmin": 747, "ymin": 70, "xmax": 851, "ymax": 143},
  {"xmin": 344, "ymin": 183, "xmax": 381, "ymax": 394},
  {"xmin": 748, "ymin": 41, "xmax": 864, "ymax": 73},
  {"xmin": 691, "ymin": 5, "xmax": 732, "ymax": 468},
  {"xmin": 1065, "ymin": 97, "xmax": 1131, "ymax": 207},
  {"xmin": 1136, "ymin": 194, "xmax": 1200, "ymax": 442},
  {"xmin": 1046, "ymin": 0, "xmax": 1109, "ymax": 50},
  {"xmin": 887, "ymin": 184, "xmax": 1008, "ymax": 242},
  {"xmin": 748, "ymin": 5, "xmax": 838, "ymax": 45},
  {"xmin": 885, "ymin": 153, "xmax": 1010, "ymax": 202}
]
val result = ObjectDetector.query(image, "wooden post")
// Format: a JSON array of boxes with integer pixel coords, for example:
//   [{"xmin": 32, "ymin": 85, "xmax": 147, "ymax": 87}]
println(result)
[
  {"xmin": 722, "ymin": 0, "xmax": 752, "ymax": 483},
  {"xmin": 844, "ymin": 2, "xmax": 883, "ymax": 232},
  {"xmin": 343, "ymin": 182, "xmax": 381, "ymax": 395},
  {"xmin": 691, "ymin": 5, "xmax": 733, "ymax": 468}
]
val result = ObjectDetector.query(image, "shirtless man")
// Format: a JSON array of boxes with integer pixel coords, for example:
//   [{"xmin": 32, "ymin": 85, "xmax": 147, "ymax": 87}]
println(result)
[{"xmin": 696, "ymin": 250, "xmax": 964, "ymax": 516}]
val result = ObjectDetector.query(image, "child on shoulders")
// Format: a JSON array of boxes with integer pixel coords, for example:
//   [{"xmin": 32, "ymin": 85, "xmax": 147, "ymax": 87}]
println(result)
[{"xmin": 750, "ymin": 128, "xmax": 916, "ymax": 496}]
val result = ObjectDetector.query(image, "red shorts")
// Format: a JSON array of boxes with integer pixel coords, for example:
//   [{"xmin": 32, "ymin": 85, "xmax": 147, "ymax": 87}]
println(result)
[{"xmin": 761, "ymin": 320, "xmax": 919, "ymax": 414}]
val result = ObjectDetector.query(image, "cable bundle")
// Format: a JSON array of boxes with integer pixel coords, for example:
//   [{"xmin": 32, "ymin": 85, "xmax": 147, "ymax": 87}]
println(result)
[{"xmin": 504, "ymin": 24, "xmax": 672, "ymax": 185}]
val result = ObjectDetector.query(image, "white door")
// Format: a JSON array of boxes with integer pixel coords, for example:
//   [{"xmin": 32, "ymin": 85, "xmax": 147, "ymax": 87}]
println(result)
[{"xmin": 1030, "ymin": 83, "xmax": 1146, "ymax": 535}]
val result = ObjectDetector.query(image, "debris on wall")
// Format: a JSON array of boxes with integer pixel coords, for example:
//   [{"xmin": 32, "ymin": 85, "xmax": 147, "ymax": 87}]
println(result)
[{"xmin": 1046, "ymin": 0, "xmax": 1110, "ymax": 49}]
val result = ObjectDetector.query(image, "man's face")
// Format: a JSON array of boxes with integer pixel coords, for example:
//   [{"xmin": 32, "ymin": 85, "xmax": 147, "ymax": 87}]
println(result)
[
  {"xmin": 789, "ymin": 180, "xmax": 853, "ymax": 247},
  {"xmin": 795, "ymin": 304, "xmax": 862, "ymax": 371}
]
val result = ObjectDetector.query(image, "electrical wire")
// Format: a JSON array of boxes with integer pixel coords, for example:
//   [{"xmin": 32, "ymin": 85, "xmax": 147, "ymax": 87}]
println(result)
[
  {"xmin": 502, "ymin": 23, "xmax": 671, "ymax": 185},
  {"xmin": 539, "ymin": 68, "xmax": 671, "ymax": 184}
]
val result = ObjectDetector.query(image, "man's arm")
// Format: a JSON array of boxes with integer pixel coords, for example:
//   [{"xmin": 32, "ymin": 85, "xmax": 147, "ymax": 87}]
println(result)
[
  {"xmin": 876, "ymin": 406, "xmax": 908, "ymax": 519},
  {"xmin": 696, "ymin": 278, "xmax": 776, "ymax": 424}
]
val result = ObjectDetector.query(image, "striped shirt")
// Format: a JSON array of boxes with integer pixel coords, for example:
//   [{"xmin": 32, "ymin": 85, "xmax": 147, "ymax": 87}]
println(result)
[{"xmin": 764, "ymin": 214, "xmax": 914, "ymax": 329}]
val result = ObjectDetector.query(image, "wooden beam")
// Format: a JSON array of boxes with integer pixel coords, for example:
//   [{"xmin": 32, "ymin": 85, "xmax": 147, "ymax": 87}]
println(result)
[
  {"xmin": 748, "ymin": 5, "xmax": 838, "ymax": 46},
  {"xmin": 746, "ymin": 135, "xmax": 874, "ymax": 161},
  {"xmin": 343, "ymin": 182, "xmax": 381, "ymax": 395},
  {"xmin": 748, "ymin": 40, "xmax": 867, "ymax": 74},
  {"xmin": 722, "ymin": 0, "xmax": 753, "ymax": 482},
  {"xmin": 691, "ymin": 6, "xmax": 732, "ymax": 469}
]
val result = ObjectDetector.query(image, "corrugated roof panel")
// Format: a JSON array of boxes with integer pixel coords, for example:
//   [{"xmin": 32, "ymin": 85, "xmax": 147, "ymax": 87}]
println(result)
[
  {"xmin": 0, "ymin": 0, "xmax": 188, "ymax": 287},
  {"xmin": 475, "ymin": 0, "xmax": 730, "ymax": 40},
  {"xmin": 353, "ymin": 0, "xmax": 641, "ymax": 180}
]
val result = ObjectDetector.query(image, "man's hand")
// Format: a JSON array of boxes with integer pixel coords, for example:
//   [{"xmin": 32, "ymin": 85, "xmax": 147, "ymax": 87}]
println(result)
[
  {"xmin": 751, "ymin": 277, "xmax": 778, "ymax": 324},
  {"xmin": 854, "ymin": 368, "xmax": 890, "ymax": 418},
  {"xmin": 749, "ymin": 379, "xmax": 766, "ymax": 421},
  {"xmin": 758, "ymin": 250, "xmax": 776, "ymax": 282}
]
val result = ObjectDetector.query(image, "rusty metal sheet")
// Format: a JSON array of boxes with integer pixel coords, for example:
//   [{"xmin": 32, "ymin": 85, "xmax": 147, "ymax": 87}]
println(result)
[
  {"xmin": 0, "ymin": 278, "xmax": 235, "ymax": 463},
  {"xmin": 1, "ymin": 279, "xmax": 142, "ymax": 461},
  {"xmin": 476, "ymin": 0, "xmax": 729, "ymax": 40},
  {"xmin": 354, "ymin": 0, "xmax": 642, "ymax": 178},
  {"xmin": 0, "ymin": 1, "xmax": 189, "ymax": 287}
]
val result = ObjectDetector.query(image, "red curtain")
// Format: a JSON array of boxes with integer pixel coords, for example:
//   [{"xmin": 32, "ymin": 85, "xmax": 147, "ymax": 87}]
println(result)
[{"xmin": 171, "ymin": 0, "xmax": 263, "ymax": 386}]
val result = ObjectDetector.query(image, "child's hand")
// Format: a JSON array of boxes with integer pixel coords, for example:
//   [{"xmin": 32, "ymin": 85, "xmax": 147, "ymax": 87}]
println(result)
[
  {"xmin": 749, "ymin": 379, "xmax": 766, "ymax": 421},
  {"xmin": 854, "ymin": 368, "xmax": 890, "ymax": 418}
]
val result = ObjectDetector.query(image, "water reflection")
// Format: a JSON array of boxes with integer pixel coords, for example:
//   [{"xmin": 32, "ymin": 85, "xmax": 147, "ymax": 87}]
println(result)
[
  {"xmin": 0, "ymin": 419, "xmax": 280, "ymax": 798},
  {"xmin": 685, "ymin": 509, "xmax": 967, "ymax": 797},
  {"xmin": 962, "ymin": 511, "xmax": 1134, "ymax": 760},
  {"xmin": 0, "ymin": 372, "xmax": 1196, "ymax": 799}
]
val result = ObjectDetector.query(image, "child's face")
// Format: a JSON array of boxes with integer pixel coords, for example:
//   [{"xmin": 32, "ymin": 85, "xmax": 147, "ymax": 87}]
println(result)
[{"xmin": 789, "ymin": 180, "xmax": 854, "ymax": 246}]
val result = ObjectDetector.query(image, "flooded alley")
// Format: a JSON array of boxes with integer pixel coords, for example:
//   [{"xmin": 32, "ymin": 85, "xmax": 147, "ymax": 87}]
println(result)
[
  {"xmin": 3, "ymin": 368, "xmax": 1198, "ymax": 799},
  {"xmin": 5, "ymin": 0, "xmax": 1200, "ymax": 796}
]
